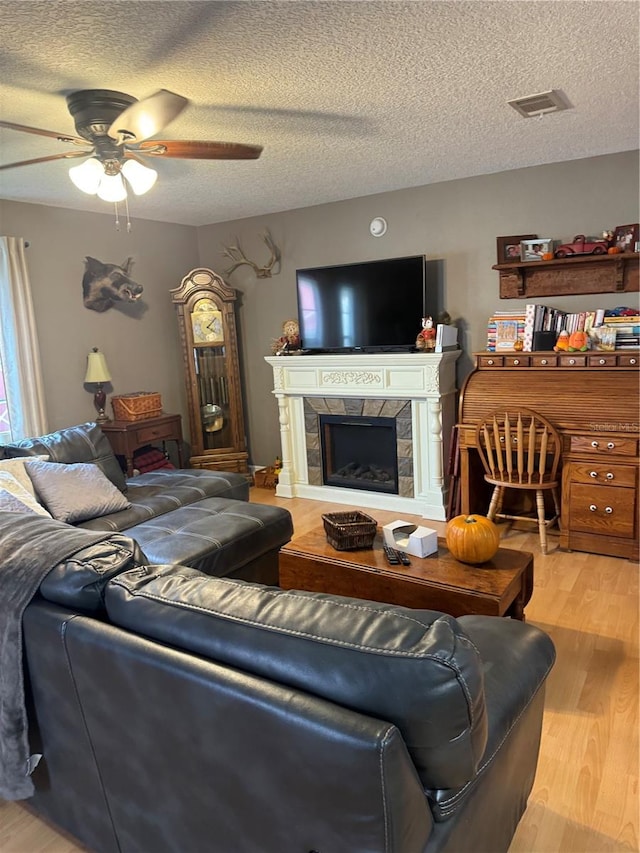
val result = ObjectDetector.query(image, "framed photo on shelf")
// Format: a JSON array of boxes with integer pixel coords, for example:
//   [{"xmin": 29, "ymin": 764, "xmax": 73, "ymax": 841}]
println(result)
[
  {"xmin": 496, "ymin": 234, "xmax": 537, "ymax": 264},
  {"xmin": 520, "ymin": 238, "xmax": 553, "ymax": 262},
  {"xmin": 613, "ymin": 223, "xmax": 639, "ymax": 253}
]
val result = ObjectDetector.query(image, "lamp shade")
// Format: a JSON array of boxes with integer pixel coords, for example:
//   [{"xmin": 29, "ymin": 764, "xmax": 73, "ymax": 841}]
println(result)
[
  {"xmin": 122, "ymin": 159, "xmax": 158, "ymax": 195},
  {"xmin": 96, "ymin": 172, "xmax": 127, "ymax": 203},
  {"xmin": 85, "ymin": 348, "xmax": 112, "ymax": 383},
  {"xmin": 69, "ymin": 158, "xmax": 103, "ymax": 195}
]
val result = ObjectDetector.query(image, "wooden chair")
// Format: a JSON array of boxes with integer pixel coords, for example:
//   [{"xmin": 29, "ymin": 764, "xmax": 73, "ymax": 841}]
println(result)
[{"xmin": 475, "ymin": 408, "xmax": 561, "ymax": 555}]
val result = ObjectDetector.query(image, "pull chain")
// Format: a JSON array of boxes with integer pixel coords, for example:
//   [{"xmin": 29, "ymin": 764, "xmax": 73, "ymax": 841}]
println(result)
[
  {"xmin": 114, "ymin": 200, "xmax": 120, "ymax": 231},
  {"xmin": 125, "ymin": 194, "xmax": 132, "ymax": 233}
]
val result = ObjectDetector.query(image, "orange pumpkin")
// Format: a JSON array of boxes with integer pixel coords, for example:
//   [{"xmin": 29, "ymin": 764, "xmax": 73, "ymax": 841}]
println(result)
[
  {"xmin": 607, "ymin": 246, "xmax": 621, "ymax": 254},
  {"xmin": 542, "ymin": 252, "xmax": 554, "ymax": 261},
  {"xmin": 445, "ymin": 514, "xmax": 500, "ymax": 565},
  {"xmin": 568, "ymin": 330, "xmax": 588, "ymax": 352}
]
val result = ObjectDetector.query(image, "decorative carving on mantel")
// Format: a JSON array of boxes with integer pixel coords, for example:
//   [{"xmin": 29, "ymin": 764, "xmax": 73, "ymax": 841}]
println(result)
[
  {"xmin": 424, "ymin": 365, "xmax": 440, "ymax": 394},
  {"xmin": 321, "ymin": 370, "xmax": 382, "ymax": 386},
  {"xmin": 272, "ymin": 366, "xmax": 284, "ymax": 390}
]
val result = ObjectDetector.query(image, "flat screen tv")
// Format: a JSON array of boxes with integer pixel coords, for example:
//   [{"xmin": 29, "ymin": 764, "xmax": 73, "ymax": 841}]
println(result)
[{"xmin": 296, "ymin": 255, "xmax": 438, "ymax": 353}]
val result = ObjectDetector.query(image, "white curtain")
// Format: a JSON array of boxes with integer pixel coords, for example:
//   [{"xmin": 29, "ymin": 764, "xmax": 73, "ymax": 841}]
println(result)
[{"xmin": 0, "ymin": 236, "xmax": 48, "ymax": 439}]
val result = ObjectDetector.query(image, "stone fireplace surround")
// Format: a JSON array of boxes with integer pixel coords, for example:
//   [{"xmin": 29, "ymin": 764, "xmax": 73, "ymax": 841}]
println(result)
[
  {"xmin": 307, "ymin": 399, "xmax": 412, "ymax": 496},
  {"xmin": 265, "ymin": 352, "xmax": 460, "ymax": 520}
]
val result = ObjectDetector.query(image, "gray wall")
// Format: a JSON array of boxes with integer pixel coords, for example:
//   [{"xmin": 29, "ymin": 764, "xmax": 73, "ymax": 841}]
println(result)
[
  {"xmin": 196, "ymin": 150, "xmax": 639, "ymax": 467},
  {"xmin": 2, "ymin": 149, "xmax": 638, "ymax": 469},
  {"xmin": 0, "ymin": 200, "xmax": 197, "ymax": 440}
]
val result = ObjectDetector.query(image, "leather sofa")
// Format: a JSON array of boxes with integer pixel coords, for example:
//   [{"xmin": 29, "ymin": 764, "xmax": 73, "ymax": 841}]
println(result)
[
  {"xmin": 1, "ymin": 421, "xmax": 293, "ymax": 584},
  {"xmin": 18, "ymin": 520, "xmax": 556, "ymax": 853}
]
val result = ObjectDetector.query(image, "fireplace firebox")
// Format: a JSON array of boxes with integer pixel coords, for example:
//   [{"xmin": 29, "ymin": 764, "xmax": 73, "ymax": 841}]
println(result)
[{"xmin": 319, "ymin": 414, "xmax": 398, "ymax": 495}]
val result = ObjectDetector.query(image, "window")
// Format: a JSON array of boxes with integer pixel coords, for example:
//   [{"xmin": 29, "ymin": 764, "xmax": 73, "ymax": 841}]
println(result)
[
  {"xmin": 0, "ymin": 349, "xmax": 11, "ymax": 442},
  {"xmin": 0, "ymin": 236, "xmax": 48, "ymax": 440}
]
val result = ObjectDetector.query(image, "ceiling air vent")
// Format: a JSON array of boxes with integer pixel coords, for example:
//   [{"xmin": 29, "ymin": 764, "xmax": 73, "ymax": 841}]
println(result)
[{"xmin": 507, "ymin": 89, "xmax": 571, "ymax": 118}]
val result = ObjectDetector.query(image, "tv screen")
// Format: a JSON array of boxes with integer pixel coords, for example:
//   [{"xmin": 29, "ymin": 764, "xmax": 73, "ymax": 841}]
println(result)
[{"xmin": 296, "ymin": 255, "xmax": 436, "ymax": 352}]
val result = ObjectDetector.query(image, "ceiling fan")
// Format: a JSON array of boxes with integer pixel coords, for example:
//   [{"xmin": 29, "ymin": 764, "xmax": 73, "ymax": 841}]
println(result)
[{"xmin": 0, "ymin": 88, "xmax": 263, "ymax": 202}]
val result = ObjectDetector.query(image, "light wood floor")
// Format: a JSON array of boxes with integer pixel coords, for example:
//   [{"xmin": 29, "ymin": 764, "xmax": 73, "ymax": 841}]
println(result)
[{"xmin": 1, "ymin": 490, "xmax": 638, "ymax": 853}]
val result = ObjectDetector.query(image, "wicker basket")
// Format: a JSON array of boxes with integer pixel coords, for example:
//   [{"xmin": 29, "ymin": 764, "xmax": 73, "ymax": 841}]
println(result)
[
  {"xmin": 322, "ymin": 511, "xmax": 377, "ymax": 551},
  {"xmin": 253, "ymin": 466, "xmax": 278, "ymax": 489},
  {"xmin": 112, "ymin": 392, "xmax": 163, "ymax": 422}
]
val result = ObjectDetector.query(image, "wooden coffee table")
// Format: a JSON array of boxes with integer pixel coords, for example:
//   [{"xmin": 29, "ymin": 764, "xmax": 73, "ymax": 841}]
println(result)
[{"xmin": 279, "ymin": 528, "xmax": 534, "ymax": 620}]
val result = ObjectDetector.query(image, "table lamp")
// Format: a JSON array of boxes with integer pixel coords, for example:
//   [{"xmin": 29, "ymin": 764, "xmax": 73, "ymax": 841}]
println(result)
[{"xmin": 85, "ymin": 347, "xmax": 112, "ymax": 423}]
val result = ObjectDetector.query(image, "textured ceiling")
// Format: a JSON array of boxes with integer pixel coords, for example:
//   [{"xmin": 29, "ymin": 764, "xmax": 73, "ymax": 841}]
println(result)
[{"xmin": 0, "ymin": 0, "xmax": 638, "ymax": 227}]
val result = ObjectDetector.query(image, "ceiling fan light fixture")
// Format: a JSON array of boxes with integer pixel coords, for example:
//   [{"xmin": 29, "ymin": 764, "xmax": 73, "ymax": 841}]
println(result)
[
  {"xmin": 122, "ymin": 159, "xmax": 158, "ymax": 195},
  {"xmin": 69, "ymin": 157, "xmax": 103, "ymax": 194},
  {"xmin": 96, "ymin": 172, "xmax": 127, "ymax": 203}
]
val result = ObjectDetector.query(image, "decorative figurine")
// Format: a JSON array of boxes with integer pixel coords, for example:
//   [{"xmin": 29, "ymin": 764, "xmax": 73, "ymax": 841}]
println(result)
[
  {"xmin": 416, "ymin": 316, "xmax": 436, "ymax": 351},
  {"xmin": 567, "ymin": 330, "xmax": 588, "ymax": 352},
  {"xmin": 553, "ymin": 330, "xmax": 570, "ymax": 352},
  {"xmin": 270, "ymin": 318, "xmax": 301, "ymax": 355}
]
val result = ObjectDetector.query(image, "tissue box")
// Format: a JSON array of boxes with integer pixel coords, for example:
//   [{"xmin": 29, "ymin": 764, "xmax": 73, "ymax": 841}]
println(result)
[{"xmin": 383, "ymin": 520, "xmax": 438, "ymax": 558}]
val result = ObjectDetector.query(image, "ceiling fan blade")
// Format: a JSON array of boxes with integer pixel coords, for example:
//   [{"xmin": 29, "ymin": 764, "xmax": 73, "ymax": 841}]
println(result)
[
  {"xmin": 134, "ymin": 139, "xmax": 263, "ymax": 160},
  {"xmin": 0, "ymin": 119, "xmax": 86, "ymax": 145},
  {"xmin": 108, "ymin": 89, "xmax": 189, "ymax": 142},
  {"xmin": 0, "ymin": 150, "xmax": 91, "ymax": 171}
]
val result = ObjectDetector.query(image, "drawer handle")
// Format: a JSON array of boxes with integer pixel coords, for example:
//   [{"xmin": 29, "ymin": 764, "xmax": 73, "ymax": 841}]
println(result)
[
  {"xmin": 541, "ymin": 359, "xmax": 548, "ymax": 365},
  {"xmin": 605, "ymin": 507, "xmax": 613, "ymax": 514},
  {"xmin": 591, "ymin": 441, "xmax": 599, "ymax": 448},
  {"xmin": 599, "ymin": 358, "xmax": 606, "ymax": 365},
  {"xmin": 607, "ymin": 442, "xmax": 615, "ymax": 449},
  {"xmin": 569, "ymin": 358, "xmax": 576, "ymax": 365},
  {"xmin": 513, "ymin": 359, "xmax": 520, "ymax": 365},
  {"xmin": 487, "ymin": 359, "xmax": 494, "ymax": 366},
  {"xmin": 631, "ymin": 358, "xmax": 637, "ymax": 365},
  {"xmin": 589, "ymin": 470, "xmax": 615, "ymax": 481},
  {"xmin": 589, "ymin": 504, "xmax": 597, "ymax": 512}
]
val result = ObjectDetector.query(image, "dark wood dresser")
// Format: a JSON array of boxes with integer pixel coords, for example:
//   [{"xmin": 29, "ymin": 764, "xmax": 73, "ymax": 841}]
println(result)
[{"xmin": 457, "ymin": 351, "xmax": 639, "ymax": 560}]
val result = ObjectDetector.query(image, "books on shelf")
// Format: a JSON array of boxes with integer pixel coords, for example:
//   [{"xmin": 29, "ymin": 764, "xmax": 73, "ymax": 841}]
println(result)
[
  {"xmin": 602, "ymin": 313, "xmax": 640, "ymax": 348},
  {"xmin": 487, "ymin": 304, "xmax": 640, "ymax": 352},
  {"xmin": 486, "ymin": 312, "xmax": 526, "ymax": 352}
]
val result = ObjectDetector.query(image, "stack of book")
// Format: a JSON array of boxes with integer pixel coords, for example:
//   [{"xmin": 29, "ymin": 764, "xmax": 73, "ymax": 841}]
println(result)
[
  {"xmin": 602, "ymin": 313, "xmax": 640, "ymax": 349},
  {"xmin": 486, "ymin": 311, "xmax": 526, "ymax": 352}
]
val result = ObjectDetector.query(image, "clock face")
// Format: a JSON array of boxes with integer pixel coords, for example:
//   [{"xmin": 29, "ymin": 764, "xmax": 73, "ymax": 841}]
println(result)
[{"xmin": 191, "ymin": 298, "xmax": 224, "ymax": 344}]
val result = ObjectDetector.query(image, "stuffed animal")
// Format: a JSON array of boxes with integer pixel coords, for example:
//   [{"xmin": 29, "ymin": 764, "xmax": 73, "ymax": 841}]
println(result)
[
  {"xmin": 567, "ymin": 330, "xmax": 588, "ymax": 352},
  {"xmin": 553, "ymin": 330, "xmax": 570, "ymax": 352},
  {"xmin": 416, "ymin": 316, "xmax": 436, "ymax": 351}
]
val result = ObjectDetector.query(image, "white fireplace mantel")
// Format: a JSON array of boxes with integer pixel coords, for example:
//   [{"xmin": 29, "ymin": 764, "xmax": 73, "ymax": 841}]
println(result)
[{"xmin": 265, "ymin": 351, "xmax": 460, "ymax": 520}]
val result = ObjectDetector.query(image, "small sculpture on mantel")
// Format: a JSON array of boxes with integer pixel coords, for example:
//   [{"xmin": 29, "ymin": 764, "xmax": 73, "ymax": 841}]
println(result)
[
  {"xmin": 416, "ymin": 316, "xmax": 436, "ymax": 351},
  {"xmin": 270, "ymin": 318, "xmax": 302, "ymax": 355}
]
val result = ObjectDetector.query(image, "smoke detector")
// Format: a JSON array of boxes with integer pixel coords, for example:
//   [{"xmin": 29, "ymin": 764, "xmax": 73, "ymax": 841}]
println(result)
[{"xmin": 507, "ymin": 89, "xmax": 571, "ymax": 118}]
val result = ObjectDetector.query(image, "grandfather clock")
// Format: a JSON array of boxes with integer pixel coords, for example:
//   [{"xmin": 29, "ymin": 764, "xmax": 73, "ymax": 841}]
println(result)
[{"xmin": 171, "ymin": 268, "xmax": 248, "ymax": 473}]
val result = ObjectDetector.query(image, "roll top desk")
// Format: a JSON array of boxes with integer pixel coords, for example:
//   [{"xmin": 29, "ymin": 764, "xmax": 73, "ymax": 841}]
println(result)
[{"xmin": 457, "ymin": 351, "xmax": 639, "ymax": 560}]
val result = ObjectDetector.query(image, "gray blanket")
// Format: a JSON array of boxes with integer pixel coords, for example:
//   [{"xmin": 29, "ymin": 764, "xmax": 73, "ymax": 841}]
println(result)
[{"xmin": 0, "ymin": 511, "xmax": 113, "ymax": 800}]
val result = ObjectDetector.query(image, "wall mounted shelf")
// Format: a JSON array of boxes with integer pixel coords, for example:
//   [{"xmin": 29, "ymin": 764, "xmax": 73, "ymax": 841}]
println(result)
[{"xmin": 493, "ymin": 252, "xmax": 639, "ymax": 299}]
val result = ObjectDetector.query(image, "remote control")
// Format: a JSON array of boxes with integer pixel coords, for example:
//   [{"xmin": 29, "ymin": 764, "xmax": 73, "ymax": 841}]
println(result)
[
  {"xmin": 396, "ymin": 550, "xmax": 411, "ymax": 566},
  {"xmin": 383, "ymin": 545, "xmax": 400, "ymax": 565}
]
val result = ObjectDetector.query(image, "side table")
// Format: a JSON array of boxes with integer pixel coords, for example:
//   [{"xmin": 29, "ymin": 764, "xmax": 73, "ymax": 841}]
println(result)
[{"xmin": 100, "ymin": 413, "xmax": 183, "ymax": 476}]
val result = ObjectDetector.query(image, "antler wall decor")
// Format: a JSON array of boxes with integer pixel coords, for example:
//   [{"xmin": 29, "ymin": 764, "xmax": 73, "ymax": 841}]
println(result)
[{"xmin": 221, "ymin": 230, "xmax": 281, "ymax": 279}]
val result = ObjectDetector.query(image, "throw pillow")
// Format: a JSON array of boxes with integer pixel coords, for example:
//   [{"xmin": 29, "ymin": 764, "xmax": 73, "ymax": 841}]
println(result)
[
  {"xmin": 3, "ymin": 422, "xmax": 128, "ymax": 493},
  {"xmin": 25, "ymin": 459, "xmax": 131, "ymax": 524},
  {"xmin": 0, "ymin": 471, "xmax": 52, "ymax": 516},
  {"xmin": 0, "ymin": 455, "xmax": 49, "ymax": 497},
  {"xmin": 0, "ymin": 487, "xmax": 40, "ymax": 515}
]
